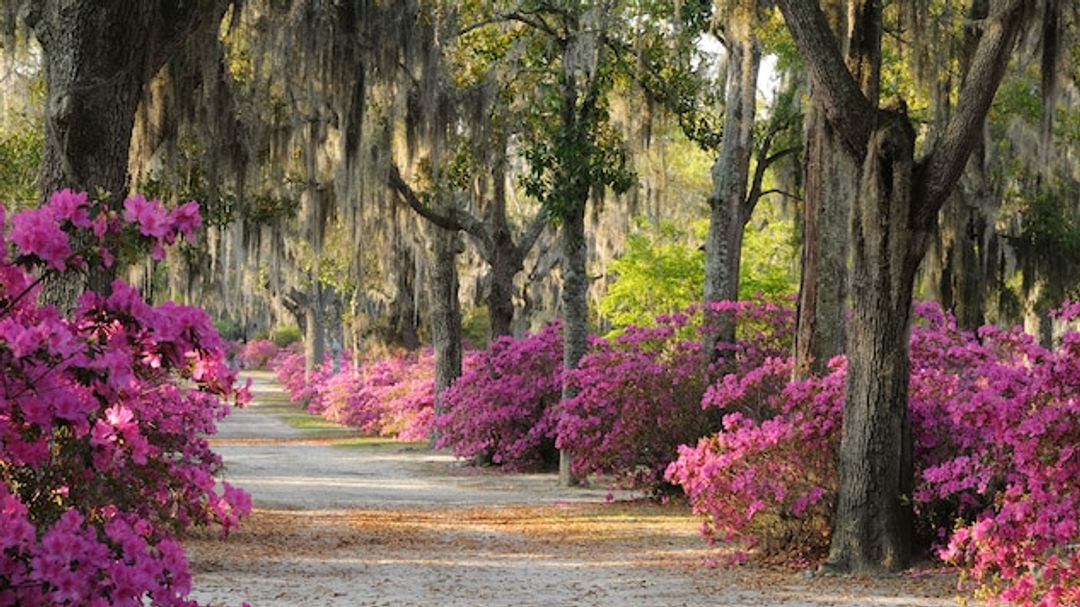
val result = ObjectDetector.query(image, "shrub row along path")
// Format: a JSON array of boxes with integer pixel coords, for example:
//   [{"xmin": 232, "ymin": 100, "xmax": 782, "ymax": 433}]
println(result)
[{"xmin": 185, "ymin": 371, "xmax": 958, "ymax": 607}]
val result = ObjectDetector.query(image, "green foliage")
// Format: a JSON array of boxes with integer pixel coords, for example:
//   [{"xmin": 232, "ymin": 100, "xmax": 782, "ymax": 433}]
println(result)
[
  {"xmin": 990, "ymin": 68, "xmax": 1043, "ymax": 127},
  {"xmin": 739, "ymin": 206, "xmax": 799, "ymax": 302},
  {"xmin": 0, "ymin": 113, "xmax": 43, "ymax": 209},
  {"xmin": 214, "ymin": 316, "xmax": 244, "ymax": 341},
  {"xmin": 270, "ymin": 324, "xmax": 302, "ymax": 347},
  {"xmin": 599, "ymin": 219, "xmax": 705, "ymax": 328},
  {"xmin": 622, "ymin": 0, "xmax": 722, "ymax": 151},
  {"xmin": 601, "ymin": 207, "xmax": 798, "ymax": 330},
  {"xmin": 461, "ymin": 305, "xmax": 490, "ymax": 347}
]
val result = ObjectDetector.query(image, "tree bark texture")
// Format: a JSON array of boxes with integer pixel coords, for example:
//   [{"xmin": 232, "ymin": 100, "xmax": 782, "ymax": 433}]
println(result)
[
  {"xmin": 703, "ymin": 21, "xmax": 759, "ymax": 363},
  {"xmin": 829, "ymin": 116, "xmax": 919, "ymax": 572},
  {"xmin": 794, "ymin": 103, "xmax": 852, "ymax": 376},
  {"xmin": 303, "ymin": 281, "xmax": 327, "ymax": 376},
  {"xmin": 428, "ymin": 224, "xmax": 463, "ymax": 441},
  {"xmin": 25, "ymin": 0, "xmax": 222, "ymax": 309},
  {"xmin": 29, "ymin": 0, "xmax": 215, "ymax": 197},
  {"xmin": 558, "ymin": 200, "xmax": 588, "ymax": 487},
  {"xmin": 777, "ymin": 0, "xmax": 1027, "ymax": 573}
]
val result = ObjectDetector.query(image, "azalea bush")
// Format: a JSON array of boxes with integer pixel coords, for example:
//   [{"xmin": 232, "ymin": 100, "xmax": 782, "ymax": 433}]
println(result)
[
  {"xmin": 668, "ymin": 300, "xmax": 1080, "ymax": 604},
  {"xmin": 910, "ymin": 302, "xmax": 1080, "ymax": 606},
  {"xmin": 559, "ymin": 300, "xmax": 794, "ymax": 494},
  {"xmin": 238, "ymin": 338, "xmax": 279, "ymax": 369},
  {"xmin": 0, "ymin": 190, "xmax": 250, "ymax": 606},
  {"xmin": 272, "ymin": 348, "xmax": 438, "ymax": 441},
  {"xmin": 666, "ymin": 356, "xmax": 842, "ymax": 559},
  {"xmin": 434, "ymin": 321, "xmax": 564, "ymax": 470}
]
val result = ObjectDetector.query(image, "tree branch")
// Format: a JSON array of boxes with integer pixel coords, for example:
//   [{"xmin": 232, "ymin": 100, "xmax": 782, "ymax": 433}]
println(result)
[
  {"xmin": 915, "ymin": 0, "xmax": 1027, "ymax": 224},
  {"xmin": 388, "ymin": 163, "xmax": 459, "ymax": 231},
  {"xmin": 512, "ymin": 207, "xmax": 550, "ymax": 266},
  {"xmin": 388, "ymin": 162, "xmax": 495, "ymax": 256},
  {"xmin": 459, "ymin": 6, "xmax": 564, "ymax": 42},
  {"xmin": 758, "ymin": 188, "xmax": 803, "ymax": 202},
  {"xmin": 774, "ymin": 0, "xmax": 876, "ymax": 156},
  {"xmin": 745, "ymin": 144, "xmax": 801, "ymax": 216}
]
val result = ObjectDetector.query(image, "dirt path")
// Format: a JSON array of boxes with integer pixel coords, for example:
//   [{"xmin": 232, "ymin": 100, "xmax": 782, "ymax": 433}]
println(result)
[{"xmin": 184, "ymin": 372, "xmax": 960, "ymax": 607}]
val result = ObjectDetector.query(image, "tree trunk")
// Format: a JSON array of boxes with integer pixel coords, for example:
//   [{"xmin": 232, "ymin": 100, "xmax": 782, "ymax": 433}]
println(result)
[
  {"xmin": 26, "ymin": 0, "xmax": 218, "ymax": 309},
  {"xmin": 828, "ymin": 115, "xmax": 923, "ymax": 573},
  {"xmin": 487, "ymin": 142, "xmax": 518, "ymax": 339},
  {"xmin": 778, "ymin": 0, "xmax": 1026, "ymax": 574},
  {"xmin": 794, "ymin": 104, "xmax": 852, "ymax": 376},
  {"xmin": 703, "ymin": 22, "xmax": 759, "ymax": 363},
  {"xmin": 304, "ymin": 280, "xmax": 326, "ymax": 376},
  {"xmin": 429, "ymin": 224, "xmax": 463, "ymax": 442},
  {"xmin": 558, "ymin": 200, "xmax": 588, "ymax": 487}
]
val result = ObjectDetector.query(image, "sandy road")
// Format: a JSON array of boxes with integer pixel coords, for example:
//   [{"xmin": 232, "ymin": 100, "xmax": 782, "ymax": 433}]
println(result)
[{"xmin": 184, "ymin": 372, "xmax": 960, "ymax": 607}]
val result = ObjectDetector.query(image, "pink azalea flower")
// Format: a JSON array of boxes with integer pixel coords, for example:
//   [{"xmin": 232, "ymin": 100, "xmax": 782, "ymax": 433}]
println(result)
[
  {"xmin": 9, "ymin": 207, "xmax": 71, "ymax": 270},
  {"xmin": 169, "ymin": 200, "xmax": 202, "ymax": 240},
  {"xmin": 122, "ymin": 194, "xmax": 170, "ymax": 238},
  {"xmin": 46, "ymin": 189, "xmax": 91, "ymax": 227}
]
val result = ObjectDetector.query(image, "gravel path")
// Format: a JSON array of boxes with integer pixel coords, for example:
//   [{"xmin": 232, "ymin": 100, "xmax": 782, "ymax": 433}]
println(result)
[{"xmin": 184, "ymin": 372, "xmax": 961, "ymax": 607}]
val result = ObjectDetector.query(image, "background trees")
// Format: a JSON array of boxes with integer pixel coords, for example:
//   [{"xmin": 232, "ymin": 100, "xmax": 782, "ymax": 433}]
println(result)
[{"xmin": 2, "ymin": 0, "xmax": 1080, "ymax": 600}]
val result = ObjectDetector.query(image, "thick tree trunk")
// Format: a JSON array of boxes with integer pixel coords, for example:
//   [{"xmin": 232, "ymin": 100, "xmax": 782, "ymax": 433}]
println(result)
[
  {"xmin": 828, "ymin": 115, "xmax": 922, "ymax": 573},
  {"xmin": 703, "ymin": 27, "xmax": 759, "ymax": 363},
  {"xmin": 936, "ymin": 189, "xmax": 989, "ymax": 331},
  {"xmin": 778, "ymin": 0, "xmax": 1026, "ymax": 574},
  {"xmin": 429, "ymin": 224, "xmax": 463, "ymax": 441},
  {"xmin": 26, "ymin": 0, "xmax": 218, "ymax": 309},
  {"xmin": 558, "ymin": 200, "xmax": 588, "ymax": 487},
  {"xmin": 794, "ymin": 104, "xmax": 852, "ymax": 376}
]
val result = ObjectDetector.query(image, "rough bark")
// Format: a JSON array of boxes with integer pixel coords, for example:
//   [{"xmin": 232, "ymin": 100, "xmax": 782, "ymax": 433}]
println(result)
[
  {"xmin": 23, "ymin": 0, "xmax": 223, "ymax": 309},
  {"xmin": 829, "ymin": 115, "xmax": 919, "ymax": 572},
  {"xmin": 793, "ymin": 0, "xmax": 877, "ymax": 377},
  {"xmin": 303, "ymin": 281, "xmax": 326, "ymax": 375},
  {"xmin": 703, "ymin": 18, "xmax": 759, "ymax": 363},
  {"xmin": 776, "ymin": 0, "xmax": 1027, "ymax": 573},
  {"xmin": 558, "ymin": 200, "xmax": 589, "ymax": 487},
  {"xmin": 794, "ymin": 103, "xmax": 852, "ymax": 376},
  {"xmin": 428, "ymin": 224, "xmax": 463, "ymax": 442}
]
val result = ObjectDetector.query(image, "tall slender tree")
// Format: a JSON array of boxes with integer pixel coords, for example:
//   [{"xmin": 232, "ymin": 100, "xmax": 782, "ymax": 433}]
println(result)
[{"xmin": 775, "ymin": 0, "xmax": 1029, "ymax": 572}]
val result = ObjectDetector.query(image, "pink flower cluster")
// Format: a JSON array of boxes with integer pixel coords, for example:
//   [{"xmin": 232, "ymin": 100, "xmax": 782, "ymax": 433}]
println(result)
[
  {"xmin": 434, "ymin": 322, "xmax": 565, "ymax": 469},
  {"xmin": 665, "ymin": 355, "xmax": 842, "ymax": 557},
  {"xmin": 558, "ymin": 300, "xmax": 794, "ymax": 493},
  {"xmin": 0, "ymin": 192, "xmax": 249, "ymax": 606},
  {"xmin": 667, "ymin": 301, "xmax": 1080, "ymax": 604},
  {"xmin": 910, "ymin": 302, "xmax": 1080, "ymax": 605},
  {"xmin": 8, "ymin": 189, "xmax": 201, "ymax": 271},
  {"xmin": 237, "ymin": 338, "xmax": 280, "ymax": 369},
  {"xmin": 272, "ymin": 347, "xmax": 438, "ymax": 442}
]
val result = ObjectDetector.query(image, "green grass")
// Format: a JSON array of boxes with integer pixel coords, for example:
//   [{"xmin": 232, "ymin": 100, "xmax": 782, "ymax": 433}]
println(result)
[
  {"xmin": 330, "ymin": 436, "xmax": 429, "ymax": 451},
  {"xmin": 277, "ymin": 413, "xmax": 348, "ymax": 431}
]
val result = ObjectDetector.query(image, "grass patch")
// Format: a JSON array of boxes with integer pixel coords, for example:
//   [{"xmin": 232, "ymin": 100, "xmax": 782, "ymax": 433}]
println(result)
[
  {"xmin": 277, "ymin": 413, "xmax": 348, "ymax": 431},
  {"xmin": 329, "ymin": 436, "xmax": 429, "ymax": 451}
]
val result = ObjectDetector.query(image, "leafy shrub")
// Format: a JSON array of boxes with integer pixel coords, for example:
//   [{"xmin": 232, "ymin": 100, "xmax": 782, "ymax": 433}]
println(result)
[
  {"xmin": 0, "ymin": 190, "xmax": 249, "ymax": 606},
  {"xmin": 435, "ymin": 322, "xmax": 564, "ymax": 470},
  {"xmin": 270, "ymin": 324, "xmax": 302, "ymax": 347},
  {"xmin": 271, "ymin": 348, "xmax": 438, "ymax": 442},
  {"xmin": 910, "ymin": 302, "xmax": 1080, "ymax": 605},
  {"xmin": 666, "ymin": 356, "xmax": 842, "ymax": 559}
]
